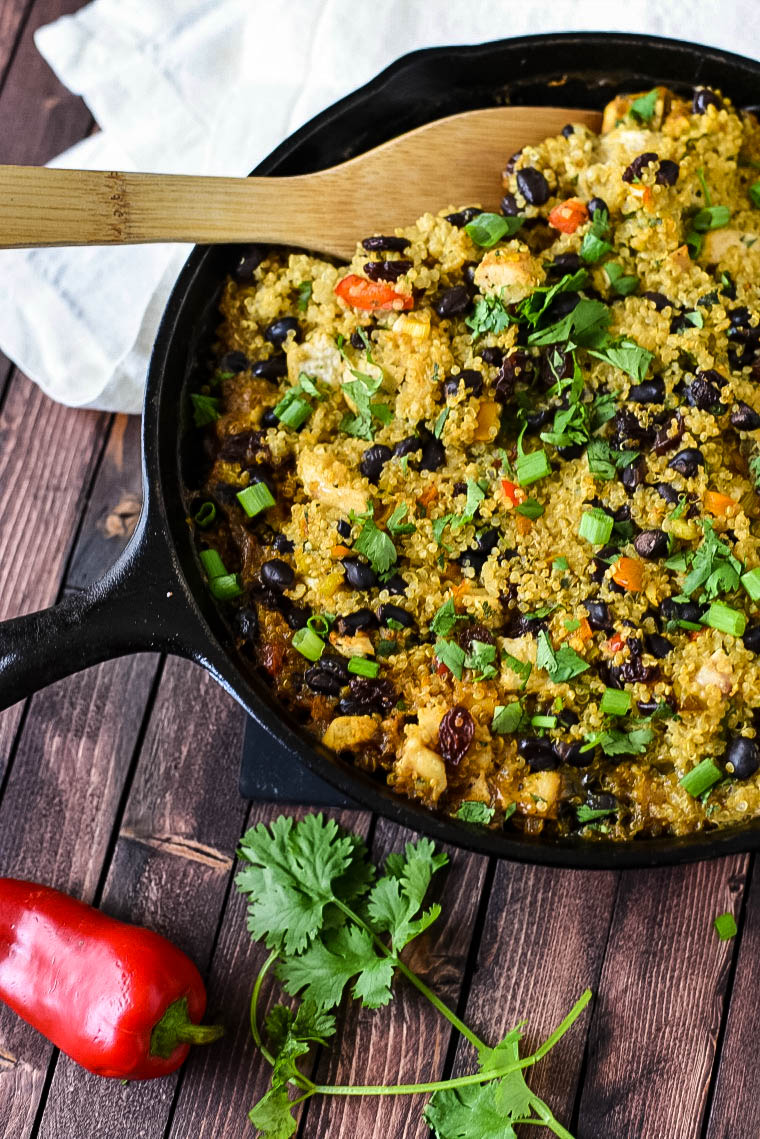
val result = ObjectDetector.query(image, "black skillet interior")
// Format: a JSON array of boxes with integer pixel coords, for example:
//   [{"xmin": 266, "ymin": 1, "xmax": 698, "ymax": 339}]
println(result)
[{"xmin": 148, "ymin": 32, "xmax": 760, "ymax": 869}]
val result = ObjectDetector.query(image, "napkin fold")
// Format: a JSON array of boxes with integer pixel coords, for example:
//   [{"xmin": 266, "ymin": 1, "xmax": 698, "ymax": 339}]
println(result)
[{"xmin": 0, "ymin": 0, "xmax": 758, "ymax": 413}]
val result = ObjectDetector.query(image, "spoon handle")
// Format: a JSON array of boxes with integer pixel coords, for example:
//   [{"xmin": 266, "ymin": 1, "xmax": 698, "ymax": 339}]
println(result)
[{"xmin": 0, "ymin": 165, "xmax": 331, "ymax": 250}]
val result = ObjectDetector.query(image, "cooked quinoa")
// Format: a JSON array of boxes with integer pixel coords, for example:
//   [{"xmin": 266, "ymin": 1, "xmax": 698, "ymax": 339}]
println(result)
[{"xmin": 189, "ymin": 84, "xmax": 760, "ymax": 840}]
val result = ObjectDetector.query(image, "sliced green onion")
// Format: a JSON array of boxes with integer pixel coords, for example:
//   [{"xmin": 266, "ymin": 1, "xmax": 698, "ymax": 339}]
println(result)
[
  {"xmin": 741, "ymin": 566, "xmax": 760, "ymax": 601},
  {"xmin": 348, "ymin": 656, "xmax": 380, "ymax": 678},
  {"xmin": 680, "ymin": 757, "xmax": 722, "ymax": 798},
  {"xmin": 552, "ymin": 557, "xmax": 569, "ymax": 572},
  {"xmin": 275, "ymin": 395, "xmax": 312, "ymax": 429},
  {"xmin": 600, "ymin": 688, "xmax": 632, "ymax": 716},
  {"xmin": 307, "ymin": 614, "xmax": 331, "ymax": 636},
  {"xmin": 292, "ymin": 627, "xmax": 325, "ymax": 662},
  {"xmin": 702, "ymin": 600, "xmax": 747, "ymax": 638},
  {"xmin": 714, "ymin": 912, "xmax": 738, "ymax": 941},
  {"xmin": 491, "ymin": 702, "xmax": 523, "ymax": 734},
  {"xmin": 209, "ymin": 573, "xmax": 243, "ymax": 600},
  {"xmin": 692, "ymin": 205, "xmax": 731, "ymax": 232},
  {"xmin": 531, "ymin": 714, "xmax": 557, "ymax": 729},
  {"xmin": 237, "ymin": 481, "xmax": 275, "ymax": 518},
  {"xmin": 464, "ymin": 212, "xmax": 523, "ymax": 248},
  {"xmin": 199, "ymin": 548, "xmax": 226, "ymax": 579},
  {"xmin": 193, "ymin": 501, "xmax": 217, "ymax": 529},
  {"xmin": 578, "ymin": 507, "xmax": 613, "ymax": 546},
  {"xmin": 516, "ymin": 448, "xmax": 551, "ymax": 487}
]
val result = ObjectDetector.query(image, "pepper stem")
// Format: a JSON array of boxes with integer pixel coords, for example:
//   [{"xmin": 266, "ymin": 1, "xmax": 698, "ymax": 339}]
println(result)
[{"xmin": 150, "ymin": 996, "xmax": 225, "ymax": 1059}]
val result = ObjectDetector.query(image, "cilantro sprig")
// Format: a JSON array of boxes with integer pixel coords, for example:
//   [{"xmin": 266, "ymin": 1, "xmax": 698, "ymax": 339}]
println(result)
[{"xmin": 237, "ymin": 814, "xmax": 591, "ymax": 1139}]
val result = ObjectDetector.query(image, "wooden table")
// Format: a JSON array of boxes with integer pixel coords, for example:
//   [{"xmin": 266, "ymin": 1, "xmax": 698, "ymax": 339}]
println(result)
[{"xmin": 0, "ymin": 4, "xmax": 758, "ymax": 1136}]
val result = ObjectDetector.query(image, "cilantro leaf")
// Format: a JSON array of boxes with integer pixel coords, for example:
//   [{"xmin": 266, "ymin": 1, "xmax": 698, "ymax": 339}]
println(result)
[
  {"xmin": 451, "ymin": 479, "xmax": 485, "ymax": 528},
  {"xmin": 354, "ymin": 518, "xmax": 398, "ymax": 574},
  {"xmin": 492, "ymin": 702, "xmax": 524, "ymax": 734},
  {"xmin": 587, "ymin": 337, "xmax": 653, "ymax": 381},
  {"xmin": 367, "ymin": 839, "xmax": 448, "ymax": 953},
  {"xmin": 424, "ymin": 1080, "xmax": 520, "ymax": 1138},
  {"xmin": 466, "ymin": 294, "xmax": 511, "ymax": 339},
  {"xmin": 583, "ymin": 726, "xmax": 654, "ymax": 756},
  {"xmin": 465, "ymin": 212, "xmax": 523, "ymax": 247},
  {"xmin": 527, "ymin": 298, "xmax": 610, "ymax": 348},
  {"xmin": 536, "ymin": 630, "xmax": 589, "ymax": 683},
  {"xmin": 587, "ymin": 439, "xmax": 639, "ymax": 480},
  {"xmin": 503, "ymin": 653, "xmax": 532, "ymax": 689},
  {"xmin": 191, "ymin": 392, "xmax": 220, "ymax": 427},
  {"xmin": 629, "ymin": 89, "xmax": 659, "ymax": 123},
  {"xmin": 387, "ymin": 503, "xmax": 417, "ymax": 536},
  {"xmin": 248, "ymin": 1086, "xmax": 298, "ymax": 1138},
  {"xmin": 432, "ymin": 514, "xmax": 454, "ymax": 545},
  {"xmin": 576, "ymin": 804, "xmax": 618, "ymax": 823},
  {"xmin": 456, "ymin": 801, "xmax": 496, "ymax": 824},
  {"xmin": 296, "ymin": 281, "xmax": 312, "ymax": 311},
  {"xmin": 435, "ymin": 638, "xmax": 466, "ymax": 678},
  {"xmin": 605, "ymin": 262, "xmax": 639, "ymax": 296},
  {"xmin": 277, "ymin": 923, "xmax": 393, "ymax": 1009},
  {"xmin": 680, "ymin": 520, "xmax": 742, "ymax": 599},
  {"xmin": 465, "ymin": 639, "xmax": 499, "ymax": 680},
  {"xmin": 515, "ymin": 270, "xmax": 589, "ymax": 327},
  {"xmin": 430, "ymin": 598, "xmax": 463, "ymax": 637}
]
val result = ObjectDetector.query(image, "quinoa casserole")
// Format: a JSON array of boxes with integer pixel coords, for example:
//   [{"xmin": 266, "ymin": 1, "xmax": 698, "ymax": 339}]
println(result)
[{"xmin": 189, "ymin": 84, "xmax": 760, "ymax": 841}]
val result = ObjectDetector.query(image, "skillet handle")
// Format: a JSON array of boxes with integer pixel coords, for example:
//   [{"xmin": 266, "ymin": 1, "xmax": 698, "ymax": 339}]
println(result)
[{"xmin": 0, "ymin": 512, "xmax": 207, "ymax": 712}]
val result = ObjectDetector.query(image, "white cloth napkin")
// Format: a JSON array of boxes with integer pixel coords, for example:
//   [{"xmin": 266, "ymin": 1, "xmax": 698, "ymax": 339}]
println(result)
[{"xmin": 1, "ymin": 0, "xmax": 759, "ymax": 413}]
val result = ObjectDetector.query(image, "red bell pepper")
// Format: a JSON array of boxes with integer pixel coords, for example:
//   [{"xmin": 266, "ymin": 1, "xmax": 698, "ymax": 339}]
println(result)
[
  {"xmin": 0, "ymin": 879, "xmax": 223, "ymax": 1079},
  {"xmin": 334, "ymin": 273, "xmax": 414, "ymax": 311}
]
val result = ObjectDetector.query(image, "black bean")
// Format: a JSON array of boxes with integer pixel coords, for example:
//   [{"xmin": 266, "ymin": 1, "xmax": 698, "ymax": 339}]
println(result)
[
  {"xmin": 561, "ymin": 123, "xmax": 575, "ymax": 138},
  {"xmin": 364, "ymin": 259, "xmax": 412, "ymax": 283},
  {"xmin": 500, "ymin": 192, "xmax": 520, "ymax": 217},
  {"xmin": 418, "ymin": 436, "xmax": 446, "ymax": 472},
  {"xmin": 479, "ymin": 346, "xmax": 504, "ymax": 366},
  {"xmin": 252, "ymin": 355, "xmax": 288, "ymax": 381},
  {"xmin": 304, "ymin": 666, "xmax": 344, "ymax": 697},
  {"xmin": 362, "ymin": 235, "xmax": 409, "ymax": 252},
  {"xmin": 458, "ymin": 548, "xmax": 488, "ymax": 575},
  {"xmin": 587, "ymin": 792, "xmax": 619, "ymax": 812},
  {"xmin": 558, "ymin": 708, "xmax": 580, "ymax": 728},
  {"xmin": 360, "ymin": 443, "xmax": 393, "ymax": 483},
  {"xmin": 342, "ymin": 557, "xmax": 377, "ymax": 590},
  {"xmin": 261, "ymin": 408, "xmax": 279, "ymax": 428},
  {"xmin": 668, "ymin": 448, "xmax": 705, "ymax": 477},
  {"xmin": 731, "ymin": 401, "xmax": 760, "ymax": 430},
  {"xmin": 645, "ymin": 632, "xmax": 673, "ymax": 658},
  {"xmin": 653, "ymin": 414, "xmax": 685, "ymax": 455},
  {"xmin": 272, "ymin": 533, "xmax": 295, "ymax": 554},
  {"xmin": 345, "ymin": 675, "xmax": 396, "ymax": 715},
  {"xmin": 444, "ymin": 369, "xmax": 483, "ymax": 399},
  {"xmin": 654, "ymin": 481, "xmax": 680, "ymax": 504},
  {"xmin": 587, "ymin": 196, "xmax": 608, "ymax": 218},
  {"xmin": 282, "ymin": 601, "xmax": 310, "ymax": 630},
  {"xmin": 525, "ymin": 407, "xmax": 553, "ymax": 432},
  {"xmin": 661, "ymin": 598, "xmax": 704, "ymax": 625},
  {"xmin": 377, "ymin": 603, "xmax": 415, "ymax": 628},
  {"xmin": 394, "ymin": 435, "xmax": 422, "ymax": 458},
  {"xmin": 476, "ymin": 527, "xmax": 500, "ymax": 554},
  {"xmin": 622, "ymin": 152, "xmax": 658, "ymax": 183},
  {"xmin": 494, "ymin": 351, "xmax": 532, "ymax": 403},
  {"xmin": 350, "ymin": 329, "xmax": 368, "ymax": 349},
  {"xmin": 516, "ymin": 167, "xmax": 550, "ymax": 205},
  {"xmin": 697, "ymin": 367, "xmax": 728, "ymax": 388},
  {"xmin": 434, "ymin": 284, "xmax": 472, "ymax": 318},
  {"xmin": 693, "ymin": 87, "xmax": 723, "ymax": 114},
  {"xmin": 382, "ymin": 572, "xmax": 408, "ymax": 595},
  {"xmin": 219, "ymin": 350, "xmax": 249, "ymax": 373},
  {"xmin": 337, "ymin": 608, "xmax": 377, "ymax": 634},
  {"xmin": 629, "ymin": 378, "xmax": 665, "ymax": 404},
  {"xmin": 260, "ymin": 559, "xmax": 294, "ymax": 591},
  {"xmin": 234, "ymin": 607, "xmax": 258, "ymax": 642},
  {"xmin": 544, "ymin": 292, "xmax": 581, "ymax": 321},
  {"xmin": 264, "ymin": 317, "xmax": 300, "ymax": 347},
  {"xmin": 633, "ymin": 529, "xmax": 668, "ymax": 559},
  {"xmin": 233, "ymin": 245, "xmax": 266, "ymax": 281},
  {"xmin": 555, "ymin": 740, "xmax": 592, "ymax": 767},
  {"xmin": 457, "ymin": 623, "xmax": 496, "ymax": 652},
  {"xmin": 743, "ymin": 623, "xmax": 760, "ymax": 654},
  {"xmin": 463, "ymin": 262, "xmax": 479, "ymax": 286},
  {"xmin": 539, "ymin": 347, "xmax": 573, "ymax": 388},
  {"xmin": 503, "ymin": 150, "xmax": 522, "ymax": 177},
  {"xmin": 725, "ymin": 736, "xmax": 760, "ymax": 780},
  {"xmin": 589, "ymin": 544, "xmax": 618, "ymax": 584},
  {"xmin": 444, "ymin": 207, "xmax": 482, "ymax": 228},
  {"xmin": 655, "ymin": 159, "xmax": 680, "ymax": 186},
  {"xmin": 218, "ymin": 430, "xmax": 262, "ymax": 462},
  {"xmin": 584, "ymin": 599, "xmax": 613, "ymax": 630},
  {"xmin": 686, "ymin": 376, "xmax": 722, "ymax": 410},
  {"xmin": 518, "ymin": 737, "xmax": 559, "ymax": 772},
  {"xmin": 641, "ymin": 291, "xmax": 672, "ymax": 311},
  {"xmin": 613, "ymin": 408, "xmax": 652, "ymax": 447},
  {"xmin": 549, "ymin": 252, "xmax": 582, "ymax": 277},
  {"xmin": 453, "ymin": 481, "xmax": 467, "ymax": 495},
  {"xmin": 621, "ymin": 457, "xmax": 646, "ymax": 495},
  {"xmin": 557, "ymin": 442, "xmax": 585, "ymax": 460},
  {"xmin": 337, "ymin": 518, "xmax": 351, "ymax": 539}
]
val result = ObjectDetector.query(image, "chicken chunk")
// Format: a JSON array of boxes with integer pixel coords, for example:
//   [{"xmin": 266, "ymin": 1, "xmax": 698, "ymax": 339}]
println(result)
[
  {"xmin": 323, "ymin": 715, "xmax": 379, "ymax": 752},
  {"xmin": 473, "ymin": 247, "xmax": 544, "ymax": 304},
  {"xmin": 695, "ymin": 650, "xmax": 734, "ymax": 697},
  {"xmin": 393, "ymin": 728, "xmax": 447, "ymax": 804},
  {"xmin": 297, "ymin": 446, "xmax": 368, "ymax": 514}
]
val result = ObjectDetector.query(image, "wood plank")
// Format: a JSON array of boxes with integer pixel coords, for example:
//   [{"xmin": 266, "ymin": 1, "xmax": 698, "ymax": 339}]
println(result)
[
  {"xmin": 0, "ymin": 374, "xmax": 109, "ymax": 773},
  {"xmin": 66, "ymin": 414, "xmax": 143, "ymax": 592},
  {"xmin": 0, "ymin": 653, "xmax": 159, "ymax": 1139},
  {"xmin": 0, "ymin": 0, "xmax": 35, "ymax": 91},
  {"xmin": 33, "ymin": 657, "xmax": 248, "ymax": 1139},
  {"xmin": 0, "ymin": 0, "xmax": 91, "ymax": 167},
  {"xmin": 703, "ymin": 855, "xmax": 759, "ymax": 1139},
  {"xmin": 166, "ymin": 805, "xmax": 370, "ymax": 1139},
  {"xmin": 576, "ymin": 856, "xmax": 748, "ymax": 1139},
  {"xmin": 450, "ymin": 862, "xmax": 618, "ymax": 1130},
  {"xmin": 302, "ymin": 819, "xmax": 488, "ymax": 1139}
]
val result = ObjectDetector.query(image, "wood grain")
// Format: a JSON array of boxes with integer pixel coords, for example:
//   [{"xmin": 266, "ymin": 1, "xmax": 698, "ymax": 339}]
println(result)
[
  {"xmin": 34, "ymin": 656, "xmax": 247, "ymax": 1139},
  {"xmin": 166, "ymin": 806, "xmax": 370, "ymax": 1139},
  {"xmin": 0, "ymin": 654, "xmax": 158, "ymax": 1138},
  {"xmin": 704, "ymin": 855, "xmax": 759, "ymax": 1139},
  {"xmin": 576, "ymin": 857, "xmax": 748, "ymax": 1138},
  {"xmin": 450, "ymin": 862, "xmax": 618, "ymax": 1127},
  {"xmin": 0, "ymin": 107, "xmax": 601, "ymax": 258}
]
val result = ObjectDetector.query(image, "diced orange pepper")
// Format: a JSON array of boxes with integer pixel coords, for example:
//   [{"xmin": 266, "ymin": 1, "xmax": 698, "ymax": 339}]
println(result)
[
  {"xmin": 548, "ymin": 198, "xmax": 589, "ymax": 234},
  {"xmin": 606, "ymin": 632, "xmax": 626, "ymax": 654},
  {"xmin": 417, "ymin": 484, "xmax": 438, "ymax": 508},
  {"xmin": 451, "ymin": 580, "xmax": 470, "ymax": 608},
  {"xmin": 334, "ymin": 274, "xmax": 413, "ymax": 312},
  {"xmin": 611, "ymin": 556, "xmax": 643, "ymax": 592},
  {"xmin": 331, "ymin": 544, "xmax": 353, "ymax": 558},
  {"xmin": 704, "ymin": 490, "xmax": 737, "ymax": 517},
  {"xmin": 515, "ymin": 513, "xmax": 533, "ymax": 536},
  {"xmin": 473, "ymin": 401, "xmax": 501, "ymax": 441},
  {"xmin": 501, "ymin": 479, "xmax": 526, "ymax": 506},
  {"xmin": 577, "ymin": 617, "xmax": 593, "ymax": 642},
  {"xmin": 629, "ymin": 184, "xmax": 653, "ymax": 211}
]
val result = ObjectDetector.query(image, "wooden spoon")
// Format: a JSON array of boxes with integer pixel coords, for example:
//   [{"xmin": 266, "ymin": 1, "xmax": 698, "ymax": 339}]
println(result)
[{"xmin": 0, "ymin": 106, "xmax": 601, "ymax": 261}]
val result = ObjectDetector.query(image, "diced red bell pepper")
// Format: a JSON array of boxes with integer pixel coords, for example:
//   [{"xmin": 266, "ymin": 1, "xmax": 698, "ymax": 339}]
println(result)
[
  {"xmin": 548, "ymin": 198, "xmax": 589, "ymax": 234},
  {"xmin": 334, "ymin": 274, "xmax": 414, "ymax": 312}
]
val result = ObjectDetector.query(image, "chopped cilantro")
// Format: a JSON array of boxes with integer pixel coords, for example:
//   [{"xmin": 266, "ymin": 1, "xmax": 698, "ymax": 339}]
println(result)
[
  {"xmin": 502, "ymin": 653, "xmax": 532, "ymax": 689},
  {"xmin": 587, "ymin": 439, "xmax": 639, "ymax": 480},
  {"xmin": 464, "ymin": 640, "xmax": 499, "ymax": 680},
  {"xmin": 515, "ymin": 269, "xmax": 589, "ymax": 327},
  {"xmin": 455, "ymin": 801, "xmax": 496, "ymax": 824},
  {"xmin": 190, "ymin": 392, "xmax": 220, "ymax": 427},
  {"xmin": 515, "ymin": 497, "xmax": 544, "ymax": 519},
  {"xmin": 434, "ymin": 638, "xmax": 465, "ymax": 678},
  {"xmin": 629, "ymin": 89, "xmax": 659, "ymax": 123},
  {"xmin": 605, "ymin": 262, "xmax": 639, "ymax": 296},
  {"xmin": 297, "ymin": 280, "xmax": 313, "ymax": 310},
  {"xmin": 451, "ymin": 479, "xmax": 485, "ymax": 528},
  {"xmin": 536, "ymin": 630, "xmax": 590, "ymax": 682},
  {"xmin": 491, "ymin": 702, "xmax": 524, "ymax": 734},
  {"xmin": 680, "ymin": 520, "xmax": 742, "ymax": 599},
  {"xmin": 386, "ymin": 503, "xmax": 416, "ymax": 536},
  {"xmin": 466, "ymin": 294, "xmax": 510, "ymax": 339},
  {"xmin": 432, "ymin": 514, "xmax": 454, "ymax": 545},
  {"xmin": 430, "ymin": 598, "xmax": 464, "ymax": 637},
  {"xmin": 580, "ymin": 207, "xmax": 613, "ymax": 264},
  {"xmin": 582, "ymin": 726, "xmax": 654, "ymax": 756},
  {"xmin": 528, "ymin": 298, "xmax": 611, "ymax": 347},
  {"xmin": 587, "ymin": 337, "xmax": 653, "ymax": 381},
  {"xmin": 465, "ymin": 212, "xmax": 523, "ymax": 247},
  {"xmin": 576, "ymin": 803, "xmax": 618, "ymax": 824},
  {"xmin": 433, "ymin": 407, "xmax": 449, "ymax": 438},
  {"xmin": 353, "ymin": 518, "xmax": 397, "ymax": 574}
]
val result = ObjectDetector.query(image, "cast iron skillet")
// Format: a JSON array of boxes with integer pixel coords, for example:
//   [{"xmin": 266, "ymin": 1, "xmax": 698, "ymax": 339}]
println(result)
[{"xmin": 2, "ymin": 32, "xmax": 760, "ymax": 868}]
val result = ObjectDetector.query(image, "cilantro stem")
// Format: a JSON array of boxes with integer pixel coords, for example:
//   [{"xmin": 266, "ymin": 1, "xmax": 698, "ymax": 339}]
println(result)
[
  {"xmin": 523, "ymin": 988, "xmax": 592, "ymax": 1066},
  {"xmin": 332, "ymin": 898, "xmax": 485, "ymax": 1051},
  {"xmin": 250, "ymin": 951, "xmax": 278, "ymax": 1065}
]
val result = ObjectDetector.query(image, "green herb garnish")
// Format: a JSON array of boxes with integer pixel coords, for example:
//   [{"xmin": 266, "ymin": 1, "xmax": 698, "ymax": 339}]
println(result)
[
  {"xmin": 465, "ymin": 212, "xmax": 523, "ymax": 247},
  {"xmin": 353, "ymin": 518, "xmax": 397, "ymax": 575},
  {"xmin": 536, "ymin": 631, "xmax": 590, "ymax": 683},
  {"xmin": 297, "ymin": 281, "xmax": 313, "ymax": 310},
  {"xmin": 455, "ymin": 801, "xmax": 496, "ymax": 824},
  {"xmin": 465, "ymin": 294, "xmax": 511, "ymax": 339},
  {"xmin": 629, "ymin": 89, "xmax": 658, "ymax": 123},
  {"xmin": 191, "ymin": 392, "xmax": 221, "ymax": 427}
]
